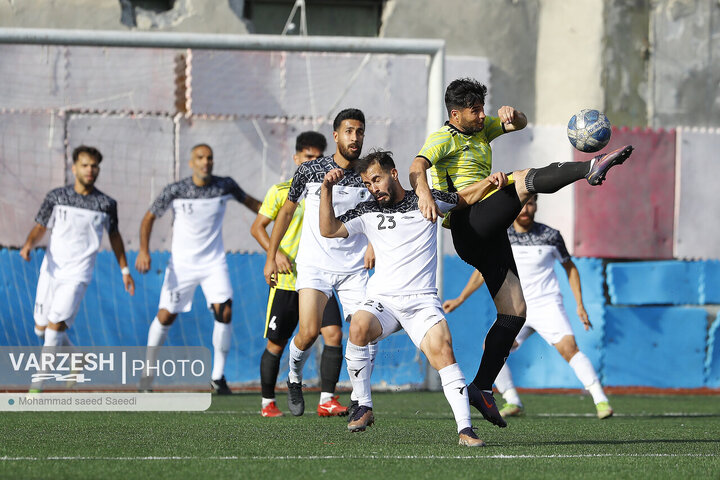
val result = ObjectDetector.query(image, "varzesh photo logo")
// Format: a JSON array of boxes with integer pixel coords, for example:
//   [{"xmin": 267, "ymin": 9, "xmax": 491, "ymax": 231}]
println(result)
[{"xmin": 0, "ymin": 346, "xmax": 211, "ymax": 392}]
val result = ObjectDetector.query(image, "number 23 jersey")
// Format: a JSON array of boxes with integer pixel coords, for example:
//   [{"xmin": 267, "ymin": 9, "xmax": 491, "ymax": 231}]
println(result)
[{"xmin": 339, "ymin": 190, "xmax": 459, "ymax": 296}]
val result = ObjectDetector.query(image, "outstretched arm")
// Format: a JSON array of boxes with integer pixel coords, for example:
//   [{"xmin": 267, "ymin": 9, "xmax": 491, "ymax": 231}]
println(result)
[
  {"xmin": 242, "ymin": 194, "xmax": 262, "ymax": 213},
  {"xmin": 263, "ymin": 199, "xmax": 298, "ymax": 287},
  {"xmin": 498, "ymin": 106, "xmax": 527, "ymax": 132},
  {"xmin": 250, "ymin": 213, "xmax": 293, "ymax": 275},
  {"xmin": 20, "ymin": 224, "xmax": 47, "ymax": 261},
  {"xmin": 135, "ymin": 211, "xmax": 156, "ymax": 274},
  {"xmin": 109, "ymin": 230, "xmax": 135, "ymax": 296},
  {"xmin": 562, "ymin": 259, "xmax": 591, "ymax": 330},
  {"xmin": 410, "ymin": 156, "xmax": 442, "ymax": 223},
  {"xmin": 319, "ymin": 168, "xmax": 349, "ymax": 239},
  {"xmin": 442, "ymin": 270, "xmax": 486, "ymax": 313}
]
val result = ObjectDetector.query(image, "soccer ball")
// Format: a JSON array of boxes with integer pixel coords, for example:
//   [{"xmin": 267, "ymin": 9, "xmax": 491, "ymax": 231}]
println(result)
[{"xmin": 567, "ymin": 109, "xmax": 612, "ymax": 153}]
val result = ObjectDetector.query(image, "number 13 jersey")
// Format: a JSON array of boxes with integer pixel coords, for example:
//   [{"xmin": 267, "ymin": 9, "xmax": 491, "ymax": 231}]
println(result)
[{"xmin": 149, "ymin": 176, "xmax": 247, "ymax": 268}]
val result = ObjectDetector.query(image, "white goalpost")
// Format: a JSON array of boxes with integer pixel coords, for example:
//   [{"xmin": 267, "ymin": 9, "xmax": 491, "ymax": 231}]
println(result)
[{"xmin": 0, "ymin": 27, "xmax": 446, "ymax": 390}]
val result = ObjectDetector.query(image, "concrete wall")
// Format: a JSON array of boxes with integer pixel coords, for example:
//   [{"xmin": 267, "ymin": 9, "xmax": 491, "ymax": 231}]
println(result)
[
  {"xmin": 0, "ymin": 0, "xmax": 249, "ymax": 33},
  {"xmin": 1, "ymin": 1, "xmax": 718, "ymax": 129},
  {"xmin": 381, "ymin": 0, "xmax": 540, "ymax": 122},
  {"xmin": 383, "ymin": 0, "xmax": 719, "ymax": 129}
]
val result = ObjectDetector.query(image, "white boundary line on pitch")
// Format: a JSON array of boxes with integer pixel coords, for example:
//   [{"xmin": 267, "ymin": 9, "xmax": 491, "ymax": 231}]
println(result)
[
  {"xmin": 201, "ymin": 411, "xmax": 718, "ymax": 417},
  {"xmin": 1, "ymin": 453, "xmax": 717, "ymax": 461}
]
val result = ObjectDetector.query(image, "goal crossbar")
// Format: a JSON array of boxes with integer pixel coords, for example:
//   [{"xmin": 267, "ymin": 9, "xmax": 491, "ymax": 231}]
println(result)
[{"xmin": 0, "ymin": 27, "xmax": 447, "ymax": 390}]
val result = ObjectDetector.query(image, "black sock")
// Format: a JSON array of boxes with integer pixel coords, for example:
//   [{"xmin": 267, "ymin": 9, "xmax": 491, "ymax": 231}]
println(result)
[
  {"xmin": 472, "ymin": 314, "xmax": 526, "ymax": 390},
  {"xmin": 320, "ymin": 345, "xmax": 343, "ymax": 393},
  {"xmin": 525, "ymin": 161, "xmax": 591, "ymax": 194},
  {"xmin": 260, "ymin": 349, "xmax": 281, "ymax": 399}
]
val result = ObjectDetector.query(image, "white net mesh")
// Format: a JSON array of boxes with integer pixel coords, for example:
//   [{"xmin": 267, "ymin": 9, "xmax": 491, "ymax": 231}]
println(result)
[{"xmin": 0, "ymin": 41, "xmax": 434, "ymax": 388}]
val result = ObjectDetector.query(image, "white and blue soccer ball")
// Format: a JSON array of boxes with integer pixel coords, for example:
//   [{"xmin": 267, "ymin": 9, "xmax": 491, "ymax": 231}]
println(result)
[{"xmin": 567, "ymin": 109, "xmax": 612, "ymax": 153}]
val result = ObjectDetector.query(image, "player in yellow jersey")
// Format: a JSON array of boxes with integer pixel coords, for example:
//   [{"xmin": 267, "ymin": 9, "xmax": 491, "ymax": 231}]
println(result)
[
  {"xmin": 251, "ymin": 131, "xmax": 346, "ymax": 418},
  {"xmin": 410, "ymin": 78, "xmax": 633, "ymax": 429}
]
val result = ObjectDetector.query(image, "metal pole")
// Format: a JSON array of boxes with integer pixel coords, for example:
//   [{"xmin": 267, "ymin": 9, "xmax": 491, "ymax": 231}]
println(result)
[
  {"xmin": 424, "ymin": 45, "xmax": 446, "ymax": 392},
  {"xmin": 0, "ymin": 28, "xmax": 444, "ymax": 55}
]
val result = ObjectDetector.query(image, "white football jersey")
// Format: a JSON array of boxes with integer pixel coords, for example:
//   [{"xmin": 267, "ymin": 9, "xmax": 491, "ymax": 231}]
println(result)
[
  {"xmin": 287, "ymin": 156, "xmax": 371, "ymax": 274},
  {"xmin": 34, "ymin": 185, "xmax": 118, "ymax": 283},
  {"xmin": 340, "ymin": 189, "xmax": 459, "ymax": 296},
  {"xmin": 150, "ymin": 176, "xmax": 247, "ymax": 268},
  {"xmin": 508, "ymin": 222, "xmax": 571, "ymax": 304}
]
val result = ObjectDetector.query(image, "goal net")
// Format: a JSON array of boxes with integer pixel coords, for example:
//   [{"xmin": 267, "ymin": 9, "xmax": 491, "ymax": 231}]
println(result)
[{"xmin": 0, "ymin": 31, "xmax": 444, "ymax": 390}]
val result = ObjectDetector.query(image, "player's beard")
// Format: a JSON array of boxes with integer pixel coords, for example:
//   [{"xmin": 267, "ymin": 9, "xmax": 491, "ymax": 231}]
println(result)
[
  {"xmin": 374, "ymin": 190, "xmax": 393, "ymax": 206},
  {"xmin": 516, "ymin": 212, "xmax": 534, "ymax": 229},
  {"xmin": 460, "ymin": 119, "xmax": 484, "ymax": 134},
  {"xmin": 77, "ymin": 176, "xmax": 96, "ymax": 190},
  {"xmin": 338, "ymin": 142, "xmax": 361, "ymax": 161}
]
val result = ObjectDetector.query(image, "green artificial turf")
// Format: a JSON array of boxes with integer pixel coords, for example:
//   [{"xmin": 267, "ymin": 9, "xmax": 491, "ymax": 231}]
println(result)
[{"xmin": 0, "ymin": 392, "xmax": 718, "ymax": 479}]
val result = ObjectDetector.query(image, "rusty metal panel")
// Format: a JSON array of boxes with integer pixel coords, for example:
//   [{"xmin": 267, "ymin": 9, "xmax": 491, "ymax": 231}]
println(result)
[{"xmin": 574, "ymin": 128, "xmax": 675, "ymax": 259}]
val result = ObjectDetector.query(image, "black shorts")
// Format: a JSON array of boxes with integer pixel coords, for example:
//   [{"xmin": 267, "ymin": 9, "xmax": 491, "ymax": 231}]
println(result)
[
  {"xmin": 449, "ymin": 184, "xmax": 523, "ymax": 298},
  {"xmin": 264, "ymin": 288, "xmax": 343, "ymax": 342}
]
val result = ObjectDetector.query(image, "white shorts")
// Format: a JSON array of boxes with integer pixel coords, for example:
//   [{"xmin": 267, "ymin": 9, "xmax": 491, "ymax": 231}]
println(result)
[
  {"xmin": 33, "ymin": 268, "xmax": 88, "ymax": 328},
  {"xmin": 359, "ymin": 293, "xmax": 445, "ymax": 349},
  {"xmin": 295, "ymin": 266, "xmax": 368, "ymax": 320},
  {"xmin": 158, "ymin": 260, "xmax": 233, "ymax": 314},
  {"xmin": 513, "ymin": 296, "xmax": 574, "ymax": 349}
]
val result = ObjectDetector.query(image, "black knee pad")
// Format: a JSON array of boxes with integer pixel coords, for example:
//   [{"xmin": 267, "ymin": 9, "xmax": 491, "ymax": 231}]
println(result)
[{"xmin": 213, "ymin": 299, "xmax": 232, "ymax": 323}]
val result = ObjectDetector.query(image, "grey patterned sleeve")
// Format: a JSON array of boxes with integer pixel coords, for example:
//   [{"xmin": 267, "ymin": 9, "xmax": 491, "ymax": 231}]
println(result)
[
  {"xmin": 431, "ymin": 189, "xmax": 460, "ymax": 213},
  {"xmin": 287, "ymin": 164, "xmax": 309, "ymax": 203},
  {"xmin": 337, "ymin": 201, "xmax": 378, "ymax": 224},
  {"xmin": 337, "ymin": 207, "xmax": 361, "ymax": 224},
  {"xmin": 149, "ymin": 184, "xmax": 176, "ymax": 217},
  {"xmin": 34, "ymin": 190, "xmax": 57, "ymax": 226},
  {"xmin": 107, "ymin": 199, "xmax": 119, "ymax": 234},
  {"xmin": 553, "ymin": 230, "xmax": 572, "ymax": 263},
  {"xmin": 227, "ymin": 177, "xmax": 247, "ymax": 203}
]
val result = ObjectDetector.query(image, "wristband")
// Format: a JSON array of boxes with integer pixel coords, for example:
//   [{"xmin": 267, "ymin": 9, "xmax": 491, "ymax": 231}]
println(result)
[{"xmin": 121, "ymin": 267, "xmax": 131, "ymax": 275}]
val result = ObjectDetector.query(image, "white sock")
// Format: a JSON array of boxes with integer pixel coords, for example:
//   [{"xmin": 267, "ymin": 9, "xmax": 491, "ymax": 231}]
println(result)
[
  {"xmin": 438, "ymin": 363, "xmax": 472, "ymax": 433},
  {"xmin": 587, "ymin": 381, "xmax": 609, "ymax": 405},
  {"xmin": 34, "ymin": 327, "xmax": 45, "ymax": 343},
  {"xmin": 288, "ymin": 338, "xmax": 311, "ymax": 384},
  {"xmin": 368, "ymin": 342, "xmax": 378, "ymax": 372},
  {"xmin": 345, "ymin": 341, "xmax": 372, "ymax": 408},
  {"xmin": 147, "ymin": 317, "xmax": 170, "ymax": 347},
  {"xmin": 211, "ymin": 321, "xmax": 232, "ymax": 381},
  {"xmin": 43, "ymin": 329, "xmax": 60, "ymax": 347},
  {"xmin": 146, "ymin": 318, "xmax": 171, "ymax": 377},
  {"xmin": 502, "ymin": 387, "xmax": 522, "ymax": 407},
  {"xmin": 568, "ymin": 351, "xmax": 608, "ymax": 404},
  {"xmin": 350, "ymin": 342, "xmax": 378, "ymax": 403},
  {"xmin": 494, "ymin": 363, "xmax": 515, "ymax": 393},
  {"xmin": 262, "ymin": 397, "xmax": 276, "ymax": 408},
  {"xmin": 320, "ymin": 392, "xmax": 333, "ymax": 403},
  {"xmin": 495, "ymin": 364, "xmax": 522, "ymax": 406}
]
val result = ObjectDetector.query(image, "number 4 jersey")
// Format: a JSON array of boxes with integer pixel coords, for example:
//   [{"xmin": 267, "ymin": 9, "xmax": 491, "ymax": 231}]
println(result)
[{"xmin": 338, "ymin": 189, "xmax": 459, "ymax": 296}]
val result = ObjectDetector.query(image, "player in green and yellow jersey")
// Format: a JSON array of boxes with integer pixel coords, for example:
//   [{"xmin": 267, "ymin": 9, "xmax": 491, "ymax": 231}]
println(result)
[
  {"xmin": 251, "ymin": 131, "xmax": 346, "ymax": 418},
  {"xmin": 410, "ymin": 78, "xmax": 633, "ymax": 429}
]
